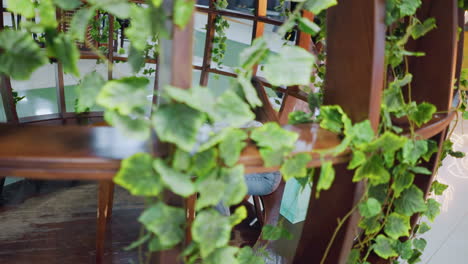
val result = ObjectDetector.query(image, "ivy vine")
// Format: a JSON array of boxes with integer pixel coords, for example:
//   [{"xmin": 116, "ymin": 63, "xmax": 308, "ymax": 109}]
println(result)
[{"xmin": 0, "ymin": 0, "xmax": 465, "ymax": 264}]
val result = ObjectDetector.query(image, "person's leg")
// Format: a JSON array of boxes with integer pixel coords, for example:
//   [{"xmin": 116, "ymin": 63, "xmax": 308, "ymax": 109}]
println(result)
[
  {"xmin": 245, "ymin": 171, "xmax": 282, "ymax": 196},
  {"xmin": 214, "ymin": 172, "xmax": 282, "ymax": 215}
]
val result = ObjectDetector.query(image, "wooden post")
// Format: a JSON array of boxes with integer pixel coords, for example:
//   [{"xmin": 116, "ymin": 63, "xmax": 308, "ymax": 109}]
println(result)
[{"xmin": 293, "ymin": 1, "xmax": 386, "ymax": 263}]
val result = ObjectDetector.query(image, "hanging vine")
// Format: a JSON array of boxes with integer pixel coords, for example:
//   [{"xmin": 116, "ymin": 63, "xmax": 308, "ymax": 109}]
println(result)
[{"xmin": 0, "ymin": 0, "xmax": 465, "ymax": 263}]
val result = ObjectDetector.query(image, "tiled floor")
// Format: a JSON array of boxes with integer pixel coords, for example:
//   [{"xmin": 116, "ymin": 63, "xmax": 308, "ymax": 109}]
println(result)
[{"xmin": 420, "ymin": 117, "xmax": 468, "ymax": 263}]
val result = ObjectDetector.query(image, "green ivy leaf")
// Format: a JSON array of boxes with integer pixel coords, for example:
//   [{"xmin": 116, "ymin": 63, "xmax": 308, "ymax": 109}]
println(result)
[
  {"xmin": 365, "ymin": 131, "xmax": 407, "ymax": 153},
  {"xmin": 261, "ymin": 224, "xmax": 293, "ymax": 241},
  {"xmin": 196, "ymin": 173, "xmax": 225, "ymax": 210},
  {"xmin": 204, "ymin": 246, "xmax": 239, "ymax": 264},
  {"xmin": 258, "ymin": 147, "xmax": 288, "ymax": 167},
  {"xmin": 348, "ymin": 151, "xmax": 366, "ymax": 170},
  {"xmin": 373, "ymin": 235, "xmax": 398, "ymax": 259},
  {"xmin": 348, "ymin": 120, "xmax": 375, "ymax": 147},
  {"xmin": 251, "ymin": 123, "xmax": 299, "ymax": 150},
  {"xmin": 229, "ymin": 206, "xmax": 247, "ymax": 226},
  {"xmin": 409, "ymin": 102, "xmax": 436, "ymax": 127},
  {"xmin": 0, "ymin": 30, "xmax": 48, "ymax": 80},
  {"xmin": 400, "ymin": 0, "xmax": 422, "ymax": 16},
  {"xmin": 53, "ymin": 0, "xmax": 82, "ymax": 10},
  {"xmin": 353, "ymin": 155, "xmax": 390, "ymax": 185},
  {"xmin": 76, "ymin": 72, "xmax": 105, "ymax": 113},
  {"xmin": 238, "ymin": 74, "xmax": 263, "ymax": 107},
  {"xmin": 463, "ymin": 111, "xmax": 468, "ymax": 120},
  {"xmin": 316, "ymin": 161, "xmax": 335, "ymax": 198},
  {"xmin": 211, "ymin": 90, "xmax": 256, "ymax": 127},
  {"xmin": 288, "ymin": 111, "xmax": 313, "ymax": 125},
  {"xmin": 174, "ymin": 0, "xmax": 195, "ymax": 28},
  {"xmin": 359, "ymin": 216, "xmax": 381, "ymax": 235},
  {"xmin": 396, "ymin": 240, "xmax": 414, "ymax": 260},
  {"xmin": 358, "ymin": 198, "xmax": 382, "ymax": 218},
  {"xmin": 392, "ymin": 171, "xmax": 415, "ymax": 198},
  {"xmin": 164, "ymin": 85, "xmax": 216, "ymax": 113},
  {"xmin": 297, "ymin": 17, "xmax": 320, "ymax": 35},
  {"xmin": 50, "ymin": 34, "xmax": 80, "ymax": 77},
  {"xmin": 128, "ymin": 45, "xmax": 146, "ymax": 73},
  {"xmin": 173, "ymin": 149, "xmax": 191, "ymax": 172},
  {"xmin": 153, "ymin": 159, "xmax": 195, "ymax": 197},
  {"xmin": 153, "ymin": 103, "xmax": 206, "ymax": 152},
  {"xmin": 412, "ymin": 238, "xmax": 427, "ymax": 251},
  {"xmin": 237, "ymin": 247, "xmax": 264, "ymax": 264},
  {"xmin": 394, "ymin": 185, "xmax": 427, "ymax": 216},
  {"xmin": 417, "ymin": 222, "xmax": 431, "ymax": 234},
  {"xmin": 97, "ymin": 77, "xmax": 149, "ymax": 115},
  {"xmin": 192, "ymin": 209, "xmax": 231, "ymax": 257},
  {"xmin": 139, "ymin": 202, "xmax": 185, "ymax": 249},
  {"xmin": 38, "ymin": 0, "xmax": 58, "ymax": 29},
  {"xmin": 280, "ymin": 153, "xmax": 312, "ymax": 181},
  {"xmin": 220, "ymin": 165, "xmax": 248, "ymax": 206},
  {"xmin": 412, "ymin": 18, "xmax": 437, "ymax": 39},
  {"xmin": 264, "ymin": 46, "xmax": 315, "ymax": 86},
  {"xmin": 402, "ymin": 140, "xmax": 428, "ymax": 165},
  {"xmin": 104, "ymin": 110, "xmax": 151, "ymax": 140},
  {"xmin": 191, "ymin": 148, "xmax": 217, "ymax": 177},
  {"xmin": 114, "ymin": 153, "xmax": 163, "ymax": 196},
  {"xmin": 369, "ymin": 184, "xmax": 389, "ymax": 204},
  {"xmin": 124, "ymin": 233, "xmax": 151, "ymax": 251},
  {"xmin": 409, "ymin": 166, "xmax": 432, "ymax": 175},
  {"xmin": 126, "ymin": 6, "xmax": 152, "ymax": 51},
  {"xmin": 431, "ymin": 181, "xmax": 448, "ymax": 196},
  {"xmin": 6, "ymin": 0, "xmax": 35, "ymax": 18},
  {"xmin": 319, "ymin": 105, "xmax": 351, "ymax": 133},
  {"xmin": 87, "ymin": 0, "xmax": 131, "ymax": 18},
  {"xmin": 424, "ymin": 198, "xmax": 440, "ymax": 222},
  {"xmin": 347, "ymin": 249, "xmax": 360, "ymax": 264},
  {"xmin": 70, "ymin": 7, "xmax": 97, "ymax": 42},
  {"xmin": 304, "ymin": 0, "xmax": 337, "ymax": 14},
  {"xmin": 239, "ymin": 38, "xmax": 268, "ymax": 70},
  {"xmin": 219, "ymin": 129, "xmax": 248, "ymax": 167},
  {"xmin": 384, "ymin": 213, "xmax": 411, "ymax": 239}
]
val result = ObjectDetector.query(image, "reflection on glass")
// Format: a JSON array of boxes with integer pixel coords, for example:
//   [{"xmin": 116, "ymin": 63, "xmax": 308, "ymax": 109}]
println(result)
[
  {"xmin": 212, "ymin": 16, "xmax": 252, "ymax": 69},
  {"xmin": 11, "ymin": 63, "xmax": 59, "ymax": 118},
  {"xmin": 193, "ymin": 12, "xmax": 208, "ymax": 68}
]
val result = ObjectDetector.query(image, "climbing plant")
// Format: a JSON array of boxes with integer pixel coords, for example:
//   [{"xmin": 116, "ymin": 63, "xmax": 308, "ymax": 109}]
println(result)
[{"xmin": 0, "ymin": 0, "xmax": 464, "ymax": 263}]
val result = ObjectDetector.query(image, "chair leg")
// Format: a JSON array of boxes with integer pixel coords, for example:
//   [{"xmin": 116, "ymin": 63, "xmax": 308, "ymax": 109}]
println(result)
[
  {"xmin": 252, "ymin": 196, "xmax": 265, "ymax": 226},
  {"xmin": 0, "ymin": 177, "xmax": 5, "ymax": 200},
  {"xmin": 96, "ymin": 180, "xmax": 115, "ymax": 263}
]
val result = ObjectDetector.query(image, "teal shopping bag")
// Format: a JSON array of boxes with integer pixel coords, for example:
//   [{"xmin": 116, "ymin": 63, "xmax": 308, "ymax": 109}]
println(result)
[{"xmin": 280, "ymin": 178, "xmax": 312, "ymax": 224}]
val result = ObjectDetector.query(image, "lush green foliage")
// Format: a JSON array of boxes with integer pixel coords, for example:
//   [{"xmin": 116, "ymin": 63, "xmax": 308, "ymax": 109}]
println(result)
[{"xmin": 1, "ymin": 0, "xmax": 461, "ymax": 263}]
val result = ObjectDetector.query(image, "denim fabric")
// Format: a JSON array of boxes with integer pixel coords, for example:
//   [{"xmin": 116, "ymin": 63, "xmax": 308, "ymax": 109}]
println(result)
[
  {"xmin": 214, "ymin": 171, "xmax": 282, "ymax": 216},
  {"xmin": 245, "ymin": 171, "xmax": 282, "ymax": 196}
]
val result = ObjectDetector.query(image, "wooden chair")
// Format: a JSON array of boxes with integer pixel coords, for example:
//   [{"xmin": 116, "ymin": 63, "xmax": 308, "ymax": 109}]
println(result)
[{"xmin": 0, "ymin": 1, "xmax": 463, "ymax": 264}]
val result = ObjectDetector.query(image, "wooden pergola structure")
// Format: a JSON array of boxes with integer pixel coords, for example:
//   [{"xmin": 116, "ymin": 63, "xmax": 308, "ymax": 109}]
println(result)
[{"xmin": 0, "ymin": 0, "xmax": 463, "ymax": 263}]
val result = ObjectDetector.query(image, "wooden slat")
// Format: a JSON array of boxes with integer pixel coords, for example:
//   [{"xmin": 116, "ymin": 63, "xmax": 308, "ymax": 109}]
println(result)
[
  {"xmin": 196, "ymin": 6, "xmax": 283, "ymax": 26},
  {"xmin": 54, "ymin": 63, "xmax": 66, "ymax": 120},
  {"xmin": 406, "ymin": 0, "xmax": 458, "ymax": 112},
  {"xmin": 199, "ymin": 0, "xmax": 216, "ymax": 86},
  {"xmin": 0, "ymin": 0, "xmax": 19, "ymax": 124},
  {"xmin": 294, "ymin": 1, "xmax": 386, "ymax": 263},
  {"xmin": 107, "ymin": 14, "xmax": 115, "ymax": 81},
  {"xmin": 0, "ymin": 76, "xmax": 19, "ymax": 123},
  {"xmin": 323, "ymin": 0, "xmax": 386, "ymax": 130}
]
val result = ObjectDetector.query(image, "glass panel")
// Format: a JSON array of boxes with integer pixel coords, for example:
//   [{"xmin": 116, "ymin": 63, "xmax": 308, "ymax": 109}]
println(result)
[
  {"xmin": 226, "ymin": 0, "xmax": 255, "ymax": 14},
  {"xmin": 207, "ymin": 72, "xmax": 234, "ymax": 96},
  {"xmin": 212, "ymin": 17, "xmax": 252, "ymax": 70},
  {"xmin": 11, "ymin": 63, "xmax": 59, "ymax": 118},
  {"xmin": 64, "ymin": 59, "xmax": 107, "ymax": 112},
  {"xmin": 193, "ymin": 11, "xmax": 208, "ymax": 68}
]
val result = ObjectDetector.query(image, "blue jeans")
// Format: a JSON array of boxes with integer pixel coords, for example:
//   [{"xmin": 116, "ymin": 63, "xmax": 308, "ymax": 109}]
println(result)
[
  {"xmin": 245, "ymin": 171, "xmax": 282, "ymax": 196},
  {"xmin": 215, "ymin": 171, "xmax": 282, "ymax": 215}
]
